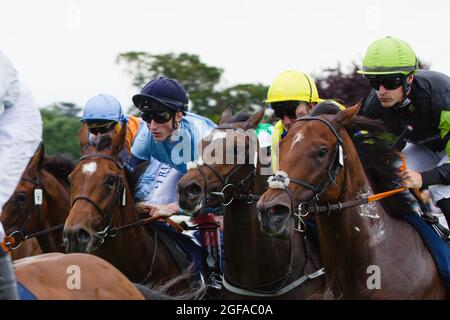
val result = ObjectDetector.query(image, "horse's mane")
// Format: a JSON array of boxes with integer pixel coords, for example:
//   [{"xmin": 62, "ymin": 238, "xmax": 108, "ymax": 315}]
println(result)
[
  {"xmin": 310, "ymin": 102, "xmax": 413, "ymax": 216},
  {"xmin": 42, "ymin": 154, "xmax": 75, "ymax": 187}
]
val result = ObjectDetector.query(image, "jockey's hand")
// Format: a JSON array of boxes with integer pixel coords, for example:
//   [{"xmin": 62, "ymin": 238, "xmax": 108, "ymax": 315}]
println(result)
[
  {"xmin": 136, "ymin": 203, "xmax": 179, "ymax": 220},
  {"xmin": 399, "ymin": 169, "xmax": 423, "ymax": 189}
]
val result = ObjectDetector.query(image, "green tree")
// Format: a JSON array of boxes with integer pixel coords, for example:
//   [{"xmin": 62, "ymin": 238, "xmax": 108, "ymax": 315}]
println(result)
[
  {"xmin": 117, "ymin": 52, "xmax": 267, "ymax": 123},
  {"xmin": 41, "ymin": 103, "xmax": 82, "ymax": 159}
]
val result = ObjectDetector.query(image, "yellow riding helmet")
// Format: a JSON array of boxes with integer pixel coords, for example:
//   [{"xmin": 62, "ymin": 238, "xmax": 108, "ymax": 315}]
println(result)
[{"xmin": 266, "ymin": 70, "xmax": 320, "ymax": 104}]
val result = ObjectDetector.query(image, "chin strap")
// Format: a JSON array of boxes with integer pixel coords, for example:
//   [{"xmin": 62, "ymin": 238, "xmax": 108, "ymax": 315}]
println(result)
[{"xmin": 394, "ymin": 74, "xmax": 413, "ymax": 109}]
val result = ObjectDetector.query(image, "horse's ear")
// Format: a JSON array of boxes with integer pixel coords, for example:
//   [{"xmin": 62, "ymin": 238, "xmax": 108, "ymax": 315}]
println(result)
[
  {"xmin": 335, "ymin": 102, "xmax": 361, "ymax": 128},
  {"xmin": 219, "ymin": 104, "xmax": 236, "ymax": 124},
  {"xmin": 111, "ymin": 121, "xmax": 127, "ymax": 156},
  {"xmin": 28, "ymin": 143, "xmax": 45, "ymax": 172},
  {"xmin": 245, "ymin": 107, "xmax": 265, "ymax": 130},
  {"xmin": 79, "ymin": 122, "xmax": 90, "ymax": 154}
]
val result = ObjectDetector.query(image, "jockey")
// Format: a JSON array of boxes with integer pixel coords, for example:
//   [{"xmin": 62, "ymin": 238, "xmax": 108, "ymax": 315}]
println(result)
[
  {"xmin": 358, "ymin": 36, "xmax": 450, "ymax": 227},
  {"xmin": 266, "ymin": 70, "xmax": 345, "ymax": 172},
  {"xmin": 81, "ymin": 93, "xmax": 141, "ymax": 162},
  {"xmin": 0, "ymin": 50, "xmax": 43, "ymax": 299},
  {"xmin": 128, "ymin": 77, "xmax": 216, "ymax": 214},
  {"xmin": 126, "ymin": 77, "xmax": 221, "ymax": 282},
  {"xmin": 80, "ymin": 93, "xmax": 168, "ymax": 202}
]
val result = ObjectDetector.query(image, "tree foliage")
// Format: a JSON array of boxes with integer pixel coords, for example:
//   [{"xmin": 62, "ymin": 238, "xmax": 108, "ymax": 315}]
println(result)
[
  {"xmin": 314, "ymin": 63, "xmax": 372, "ymax": 106},
  {"xmin": 41, "ymin": 103, "xmax": 81, "ymax": 159},
  {"xmin": 117, "ymin": 52, "xmax": 267, "ymax": 123}
]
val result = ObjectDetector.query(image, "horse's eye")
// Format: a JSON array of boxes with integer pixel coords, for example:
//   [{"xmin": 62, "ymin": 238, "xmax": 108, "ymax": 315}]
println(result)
[
  {"xmin": 318, "ymin": 147, "xmax": 328, "ymax": 158},
  {"xmin": 14, "ymin": 192, "xmax": 27, "ymax": 204},
  {"xmin": 105, "ymin": 175, "xmax": 116, "ymax": 186}
]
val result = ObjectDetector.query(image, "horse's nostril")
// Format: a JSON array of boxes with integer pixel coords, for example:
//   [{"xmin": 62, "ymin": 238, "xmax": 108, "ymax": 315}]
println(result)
[
  {"xmin": 76, "ymin": 229, "xmax": 91, "ymax": 245},
  {"xmin": 270, "ymin": 205, "xmax": 291, "ymax": 221},
  {"xmin": 186, "ymin": 182, "xmax": 202, "ymax": 199}
]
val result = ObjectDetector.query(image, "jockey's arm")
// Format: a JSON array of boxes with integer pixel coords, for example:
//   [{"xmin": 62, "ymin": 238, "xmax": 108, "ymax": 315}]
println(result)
[
  {"xmin": 135, "ymin": 202, "xmax": 180, "ymax": 219},
  {"xmin": 126, "ymin": 153, "xmax": 147, "ymax": 170},
  {"xmin": 418, "ymin": 110, "xmax": 450, "ymax": 188}
]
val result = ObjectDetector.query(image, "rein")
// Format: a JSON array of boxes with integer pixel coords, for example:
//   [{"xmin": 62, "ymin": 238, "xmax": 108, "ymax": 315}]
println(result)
[{"xmin": 267, "ymin": 116, "xmax": 408, "ymax": 227}]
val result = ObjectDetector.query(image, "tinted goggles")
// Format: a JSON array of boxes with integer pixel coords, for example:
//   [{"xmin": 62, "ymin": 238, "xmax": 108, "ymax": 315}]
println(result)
[
  {"xmin": 271, "ymin": 101, "xmax": 300, "ymax": 119},
  {"xmin": 141, "ymin": 111, "xmax": 173, "ymax": 124},
  {"xmin": 88, "ymin": 122, "xmax": 116, "ymax": 135},
  {"xmin": 369, "ymin": 76, "xmax": 405, "ymax": 91}
]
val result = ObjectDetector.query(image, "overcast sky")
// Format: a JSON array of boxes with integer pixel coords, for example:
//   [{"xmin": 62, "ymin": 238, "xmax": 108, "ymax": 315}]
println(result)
[{"xmin": 1, "ymin": 0, "xmax": 449, "ymax": 112}]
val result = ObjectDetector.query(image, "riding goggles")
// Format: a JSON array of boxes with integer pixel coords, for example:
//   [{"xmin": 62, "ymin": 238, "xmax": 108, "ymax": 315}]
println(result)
[
  {"xmin": 141, "ymin": 110, "xmax": 173, "ymax": 124},
  {"xmin": 88, "ymin": 121, "xmax": 117, "ymax": 135},
  {"xmin": 369, "ymin": 76, "xmax": 405, "ymax": 91},
  {"xmin": 270, "ymin": 101, "xmax": 300, "ymax": 119}
]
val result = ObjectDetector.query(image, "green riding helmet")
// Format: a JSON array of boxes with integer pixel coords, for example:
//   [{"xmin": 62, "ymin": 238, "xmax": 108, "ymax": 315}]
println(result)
[{"xmin": 358, "ymin": 36, "xmax": 418, "ymax": 77}]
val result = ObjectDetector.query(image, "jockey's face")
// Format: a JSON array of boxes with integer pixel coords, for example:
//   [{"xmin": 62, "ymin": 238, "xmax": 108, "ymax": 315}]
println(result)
[
  {"xmin": 374, "ymin": 74, "xmax": 414, "ymax": 108},
  {"xmin": 147, "ymin": 111, "xmax": 183, "ymax": 141},
  {"xmin": 283, "ymin": 102, "xmax": 311, "ymax": 130},
  {"xmin": 273, "ymin": 101, "xmax": 311, "ymax": 130}
]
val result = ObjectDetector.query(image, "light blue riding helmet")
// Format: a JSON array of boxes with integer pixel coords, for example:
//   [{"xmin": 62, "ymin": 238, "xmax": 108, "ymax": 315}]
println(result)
[{"xmin": 81, "ymin": 94, "xmax": 126, "ymax": 122}]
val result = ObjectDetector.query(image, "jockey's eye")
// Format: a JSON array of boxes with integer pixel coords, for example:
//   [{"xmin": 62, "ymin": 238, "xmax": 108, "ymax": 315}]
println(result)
[
  {"xmin": 14, "ymin": 192, "xmax": 27, "ymax": 204},
  {"xmin": 318, "ymin": 147, "xmax": 328, "ymax": 158}
]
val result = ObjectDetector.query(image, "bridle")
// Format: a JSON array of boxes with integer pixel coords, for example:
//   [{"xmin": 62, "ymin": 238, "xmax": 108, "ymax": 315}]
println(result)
[
  {"xmin": 266, "ymin": 116, "xmax": 346, "ymax": 229},
  {"xmin": 188, "ymin": 127, "xmax": 259, "ymax": 210},
  {"xmin": 71, "ymin": 153, "xmax": 127, "ymax": 246},
  {"xmin": 3, "ymin": 176, "xmax": 65, "ymax": 251},
  {"xmin": 188, "ymin": 126, "xmax": 324, "ymax": 296}
]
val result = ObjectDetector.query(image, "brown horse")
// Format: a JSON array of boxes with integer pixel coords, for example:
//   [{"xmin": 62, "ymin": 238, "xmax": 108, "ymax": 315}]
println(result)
[
  {"xmin": 257, "ymin": 103, "xmax": 447, "ymax": 299},
  {"xmin": 1, "ymin": 143, "xmax": 72, "ymax": 256},
  {"xmin": 14, "ymin": 253, "xmax": 144, "ymax": 299},
  {"xmin": 10, "ymin": 239, "xmax": 41, "ymax": 260},
  {"xmin": 63, "ymin": 122, "xmax": 200, "ymax": 294},
  {"xmin": 177, "ymin": 106, "xmax": 324, "ymax": 299}
]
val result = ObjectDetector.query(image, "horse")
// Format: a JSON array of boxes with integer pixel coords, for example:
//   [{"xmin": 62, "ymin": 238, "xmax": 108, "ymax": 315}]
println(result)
[
  {"xmin": 10, "ymin": 238, "xmax": 41, "ymax": 261},
  {"xmin": 1, "ymin": 143, "xmax": 73, "ymax": 256},
  {"xmin": 256, "ymin": 102, "xmax": 447, "ymax": 299},
  {"xmin": 177, "ymin": 106, "xmax": 325, "ymax": 299},
  {"xmin": 14, "ymin": 253, "xmax": 145, "ymax": 299},
  {"xmin": 62, "ymin": 122, "xmax": 201, "ymax": 295}
]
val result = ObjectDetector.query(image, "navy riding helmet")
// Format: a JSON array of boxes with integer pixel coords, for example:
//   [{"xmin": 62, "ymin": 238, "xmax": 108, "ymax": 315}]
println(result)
[{"xmin": 132, "ymin": 77, "xmax": 189, "ymax": 113}]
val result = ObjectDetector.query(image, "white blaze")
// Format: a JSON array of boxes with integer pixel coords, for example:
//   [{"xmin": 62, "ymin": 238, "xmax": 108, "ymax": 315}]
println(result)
[
  {"xmin": 291, "ymin": 132, "xmax": 304, "ymax": 150},
  {"xmin": 82, "ymin": 162, "xmax": 97, "ymax": 176}
]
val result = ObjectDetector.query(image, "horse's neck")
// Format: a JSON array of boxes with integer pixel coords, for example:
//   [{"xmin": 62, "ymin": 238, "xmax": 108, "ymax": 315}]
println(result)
[
  {"xmin": 316, "ymin": 144, "xmax": 399, "ymax": 297},
  {"xmin": 224, "ymin": 170, "xmax": 299, "ymax": 286},
  {"xmin": 37, "ymin": 171, "xmax": 70, "ymax": 252},
  {"xmin": 98, "ymin": 185, "xmax": 175, "ymax": 283}
]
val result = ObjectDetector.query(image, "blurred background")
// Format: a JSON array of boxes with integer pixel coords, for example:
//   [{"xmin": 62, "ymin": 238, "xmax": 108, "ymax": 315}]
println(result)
[{"xmin": 1, "ymin": 0, "xmax": 449, "ymax": 159}]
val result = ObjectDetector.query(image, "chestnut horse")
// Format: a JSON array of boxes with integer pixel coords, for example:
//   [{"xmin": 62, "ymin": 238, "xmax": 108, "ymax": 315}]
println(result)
[
  {"xmin": 177, "ymin": 106, "xmax": 324, "ymax": 299},
  {"xmin": 14, "ymin": 253, "xmax": 144, "ymax": 299},
  {"xmin": 257, "ymin": 103, "xmax": 447, "ymax": 299},
  {"xmin": 1, "ymin": 143, "xmax": 72, "ymax": 257},
  {"xmin": 63, "ymin": 123, "xmax": 200, "ymax": 294}
]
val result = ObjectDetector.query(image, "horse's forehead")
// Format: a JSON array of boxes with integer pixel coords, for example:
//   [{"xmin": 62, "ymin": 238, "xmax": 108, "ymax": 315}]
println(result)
[
  {"xmin": 202, "ymin": 129, "xmax": 247, "ymax": 150},
  {"xmin": 81, "ymin": 161, "xmax": 98, "ymax": 176}
]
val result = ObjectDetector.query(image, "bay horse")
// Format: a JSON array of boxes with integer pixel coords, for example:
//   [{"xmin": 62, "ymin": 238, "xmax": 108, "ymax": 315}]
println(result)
[
  {"xmin": 257, "ymin": 102, "xmax": 447, "ymax": 299},
  {"xmin": 63, "ymin": 122, "xmax": 201, "ymax": 295},
  {"xmin": 1, "ymin": 143, "xmax": 73, "ymax": 257},
  {"xmin": 177, "ymin": 106, "xmax": 325, "ymax": 299}
]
